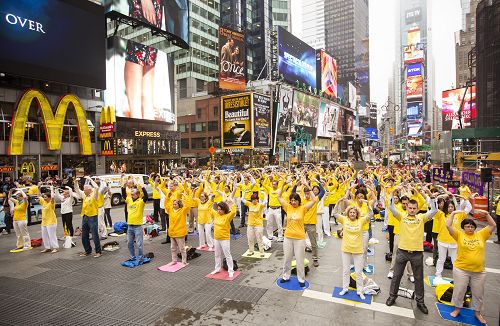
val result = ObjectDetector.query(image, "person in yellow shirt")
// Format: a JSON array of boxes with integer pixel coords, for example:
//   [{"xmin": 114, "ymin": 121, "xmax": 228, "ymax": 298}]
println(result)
[
  {"xmin": 192, "ymin": 190, "xmax": 214, "ymax": 249},
  {"xmin": 278, "ymin": 185, "xmax": 317, "ymax": 288},
  {"xmin": 92, "ymin": 178, "xmax": 109, "ymax": 240},
  {"xmin": 38, "ymin": 187, "xmax": 59, "ymax": 253},
  {"xmin": 75, "ymin": 177, "xmax": 102, "ymax": 258},
  {"xmin": 210, "ymin": 200, "xmax": 237, "ymax": 278},
  {"xmin": 165, "ymin": 197, "xmax": 191, "ymax": 265},
  {"xmin": 124, "ymin": 188, "xmax": 146, "ymax": 262},
  {"xmin": 242, "ymin": 192, "xmax": 267, "ymax": 257},
  {"xmin": 237, "ymin": 173, "xmax": 256, "ymax": 228},
  {"xmin": 26, "ymin": 180, "xmax": 39, "ymax": 196},
  {"xmin": 447, "ymin": 209, "xmax": 496, "ymax": 325},
  {"xmin": 334, "ymin": 204, "xmax": 373, "ymax": 300},
  {"xmin": 263, "ymin": 178, "xmax": 284, "ymax": 241},
  {"xmin": 495, "ymin": 194, "xmax": 500, "ymax": 244},
  {"xmin": 8, "ymin": 189, "xmax": 31, "ymax": 251},
  {"xmin": 386, "ymin": 187, "xmax": 438, "ymax": 314},
  {"xmin": 149, "ymin": 173, "xmax": 162, "ymax": 223}
]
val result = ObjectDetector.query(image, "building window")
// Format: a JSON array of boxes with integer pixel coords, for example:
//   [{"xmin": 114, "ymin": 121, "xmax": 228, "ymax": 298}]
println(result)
[
  {"xmin": 191, "ymin": 137, "xmax": 206, "ymax": 149},
  {"xmin": 179, "ymin": 78, "xmax": 187, "ymax": 98},
  {"xmin": 208, "ymin": 121, "xmax": 218, "ymax": 131},
  {"xmin": 196, "ymin": 108, "xmax": 202, "ymax": 119},
  {"xmin": 191, "ymin": 122, "xmax": 206, "ymax": 132},
  {"xmin": 196, "ymin": 79, "xmax": 206, "ymax": 92},
  {"xmin": 181, "ymin": 138, "xmax": 189, "ymax": 149},
  {"xmin": 178, "ymin": 124, "xmax": 189, "ymax": 133},
  {"xmin": 213, "ymin": 106, "xmax": 219, "ymax": 117}
]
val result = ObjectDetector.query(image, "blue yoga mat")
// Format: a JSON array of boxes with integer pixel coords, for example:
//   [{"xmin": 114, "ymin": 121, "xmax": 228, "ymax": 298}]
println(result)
[
  {"xmin": 350, "ymin": 264, "xmax": 374, "ymax": 275},
  {"xmin": 367, "ymin": 248, "xmax": 374, "ymax": 256},
  {"xmin": 436, "ymin": 303, "xmax": 486, "ymax": 326},
  {"xmin": 332, "ymin": 287, "xmax": 372, "ymax": 304},
  {"xmin": 276, "ymin": 277, "xmax": 309, "ymax": 291},
  {"xmin": 428, "ymin": 275, "xmax": 453, "ymax": 287},
  {"xmin": 231, "ymin": 233, "xmax": 242, "ymax": 240},
  {"xmin": 121, "ymin": 257, "xmax": 151, "ymax": 268}
]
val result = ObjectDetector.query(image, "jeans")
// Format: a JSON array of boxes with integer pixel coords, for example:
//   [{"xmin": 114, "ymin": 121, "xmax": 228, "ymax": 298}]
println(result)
[
  {"xmin": 240, "ymin": 202, "xmax": 248, "ymax": 226},
  {"xmin": 82, "ymin": 215, "xmax": 101, "ymax": 254},
  {"xmin": 127, "ymin": 225, "xmax": 144, "ymax": 260},
  {"xmin": 153, "ymin": 199, "xmax": 160, "ymax": 222}
]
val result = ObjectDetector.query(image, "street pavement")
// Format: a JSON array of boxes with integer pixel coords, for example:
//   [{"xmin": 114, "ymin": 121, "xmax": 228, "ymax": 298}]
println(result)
[{"xmin": 0, "ymin": 202, "xmax": 499, "ymax": 326}]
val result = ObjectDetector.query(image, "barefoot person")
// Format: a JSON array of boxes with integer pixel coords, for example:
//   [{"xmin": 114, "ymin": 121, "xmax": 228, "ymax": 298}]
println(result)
[{"xmin": 446, "ymin": 210, "xmax": 496, "ymax": 325}]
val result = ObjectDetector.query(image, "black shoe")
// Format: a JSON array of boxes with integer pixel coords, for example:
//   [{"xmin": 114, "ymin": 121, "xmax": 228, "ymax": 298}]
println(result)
[
  {"xmin": 280, "ymin": 278, "xmax": 290, "ymax": 283},
  {"xmin": 239, "ymin": 224, "xmax": 247, "ymax": 228},
  {"xmin": 386, "ymin": 297, "xmax": 396, "ymax": 306},
  {"xmin": 416, "ymin": 303, "xmax": 428, "ymax": 314},
  {"xmin": 494, "ymin": 240, "xmax": 500, "ymax": 244},
  {"xmin": 299, "ymin": 282, "xmax": 305, "ymax": 287},
  {"xmin": 305, "ymin": 247, "xmax": 312, "ymax": 253}
]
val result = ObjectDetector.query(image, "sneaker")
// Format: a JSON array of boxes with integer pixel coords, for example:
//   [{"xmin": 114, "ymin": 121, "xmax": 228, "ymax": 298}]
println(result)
[
  {"xmin": 299, "ymin": 281, "xmax": 306, "ymax": 287},
  {"xmin": 368, "ymin": 238, "xmax": 379, "ymax": 245},
  {"xmin": 409, "ymin": 276, "xmax": 415, "ymax": 283},
  {"xmin": 313, "ymin": 259, "xmax": 319, "ymax": 267},
  {"xmin": 339, "ymin": 288, "xmax": 348, "ymax": 296},
  {"xmin": 210, "ymin": 269, "xmax": 220, "ymax": 275},
  {"xmin": 325, "ymin": 232, "xmax": 332, "ymax": 237},
  {"xmin": 305, "ymin": 247, "xmax": 312, "ymax": 253},
  {"xmin": 387, "ymin": 271, "xmax": 394, "ymax": 279},
  {"xmin": 41, "ymin": 249, "xmax": 51, "ymax": 253},
  {"xmin": 51, "ymin": 249, "xmax": 58, "ymax": 253},
  {"xmin": 358, "ymin": 292, "xmax": 366, "ymax": 300},
  {"xmin": 280, "ymin": 278, "xmax": 290, "ymax": 283},
  {"xmin": 1, "ymin": 230, "xmax": 8, "ymax": 235},
  {"xmin": 277, "ymin": 237, "xmax": 284, "ymax": 242}
]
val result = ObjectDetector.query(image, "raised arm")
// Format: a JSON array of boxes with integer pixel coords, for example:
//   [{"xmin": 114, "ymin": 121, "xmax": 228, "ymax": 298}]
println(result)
[
  {"xmin": 475, "ymin": 209, "xmax": 497, "ymax": 234},
  {"xmin": 388, "ymin": 188, "xmax": 401, "ymax": 221},
  {"xmin": 304, "ymin": 191, "xmax": 317, "ymax": 211},
  {"xmin": 277, "ymin": 182, "xmax": 286, "ymax": 207}
]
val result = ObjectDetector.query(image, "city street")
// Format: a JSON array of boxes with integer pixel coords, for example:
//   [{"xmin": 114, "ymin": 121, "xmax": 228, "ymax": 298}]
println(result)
[{"xmin": 0, "ymin": 202, "xmax": 499, "ymax": 326}]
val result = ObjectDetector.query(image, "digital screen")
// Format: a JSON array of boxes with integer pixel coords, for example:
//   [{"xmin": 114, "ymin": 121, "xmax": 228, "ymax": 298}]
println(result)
[
  {"xmin": 104, "ymin": 37, "xmax": 175, "ymax": 122},
  {"xmin": 442, "ymin": 86, "xmax": 476, "ymax": 130},
  {"xmin": 316, "ymin": 49, "xmax": 337, "ymax": 97},
  {"xmin": 317, "ymin": 101, "xmax": 339, "ymax": 138},
  {"xmin": 406, "ymin": 75, "xmax": 423, "ymax": 100},
  {"xmin": 407, "ymin": 119, "xmax": 423, "ymax": 137},
  {"xmin": 0, "ymin": 0, "xmax": 106, "ymax": 89},
  {"xmin": 345, "ymin": 111, "xmax": 355, "ymax": 135},
  {"xmin": 405, "ymin": 7, "xmax": 422, "ymax": 25},
  {"xmin": 407, "ymin": 63, "xmax": 422, "ymax": 77},
  {"xmin": 278, "ymin": 27, "xmax": 317, "ymax": 90},
  {"xmin": 253, "ymin": 93, "xmax": 271, "ymax": 148},
  {"xmin": 292, "ymin": 91, "xmax": 319, "ymax": 129},
  {"xmin": 365, "ymin": 128, "xmax": 378, "ymax": 140},
  {"xmin": 276, "ymin": 86, "xmax": 294, "ymax": 133},
  {"xmin": 219, "ymin": 26, "xmax": 246, "ymax": 91},
  {"xmin": 104, "ymin": 0, "xmax": 189, "ymax": 49},
  {"xmin": 404, "ymin": 28, "xmax": 424, "ymax": 64},
  {"xmin": 407, "ymin": 102, "xmax": 423, "ymax": 120}
]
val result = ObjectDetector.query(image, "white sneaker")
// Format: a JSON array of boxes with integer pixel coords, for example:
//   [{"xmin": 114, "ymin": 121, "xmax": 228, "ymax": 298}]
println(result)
[
  {"xmin": 277, "ymin": 237, "xmax": 284, "ymax": 242},
  {"xmin": 210, "ymin": 269, "xmax": 220, "ymax": 275},
  {"xmin": 358, "ymin": 292, "xmax": 366, "ymax": 300},
  {"xmin": 409, "ymin": 276, "xmax": 415, "ymax": 283},
  {"xmin": 368, "ymin": 238, "xmax": 379, "ymax": 245},
  {"xmin": 387, "ymin": 271, "xmax": 394, "ymax": 279},
  {"xmin": 339, "ymin": 288, "xmax": 348, "ymax": 296},
  {"xmin": 363, "ymin": 266, "xmax": 372, "ymax": 273},
  {"xmin": 228, "ymin": 271, "xmax": 234, "ymax": 278},
  {"xmin": 325, "ymin": 232, "xmax": 332, "ymax": 237}
]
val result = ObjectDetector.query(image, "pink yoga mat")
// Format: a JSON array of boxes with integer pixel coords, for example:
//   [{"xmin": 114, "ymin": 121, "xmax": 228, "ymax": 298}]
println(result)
[
  {"xmin": 196, "ymin": 245, "xmax": 215, "ymax": 252},
  {"xmin": 157, "ymin": 262, "xmax": 188, "ymax": 272},
  {"xmin": 205, "ymin": 270, "xmax": 240, "ymax": 281}
]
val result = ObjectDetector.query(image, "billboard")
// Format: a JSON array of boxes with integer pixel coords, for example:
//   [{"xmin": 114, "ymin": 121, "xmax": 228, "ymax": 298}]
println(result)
[
  {"xmin": 404, "ymin": 28, "xmax": 424, "ymax": 64},
  {"xmin": 292, "ymin": 91, "xmax": 319, "ymax": 128},
  {"xmin": 442, "ymin": 86, "xmax": 476, "ymax": 130},
  {"xmin": 276, "ymin": 86, "xmax": 294, "ymax": 133},
  {"xmin": 407, "ymin": 101, "xmax": 423, "ymax": 120},
  {"xmin": 104, "ymin": 0, "xmax": 189, "ymax": 49},
  {"xmin": 219, "ymin": 27, "xmax": 246, "ymax": 91},
  {"xmin": 348, "ymin": 82, "xmax": 357, "ymax": 109},
  {"xmin": 221, "ymin": 93, "xmax": 253, "ymax": 149},
  {"xmin": 365, "ymin": 128, "xmax": 378, "ymax": 140},
  {"xmin": 278, "ymin": 27, "xmax": 317, "ymax": 90},
  {"xmin": 405, "ymin": 7, "xmax": 422, "ymax": 25},
  {"xmin": 104, "ymin": 37, "xmax": 175, "ymax": 122},
  {"xmin": 345, "ymin": 111, "xmax": 355, "ymax": 135},
  {"xmin": 317, "ymin": 101, "xmax": 339, "ymax": 138},
  {"xmin": 316, "ymin": 50, "xmax": 337, "ymax": 97},
  {"xmin": 406, "ymin": 74, "xmax": 423, "ymax": 100},
  {"xmin": 253, "ymin": 93, "xmax": 272, "ymax": 148},
  {"xmin": 407, "ymin": 63, "xmax": 422, "ymax": 77},
  {"xmin": 407, "ymin": 119, "xmax": 423, "ymax": 137},
  {"xmin": 0, "ymin": 0, "xmax": 105, "ymax": 89}
]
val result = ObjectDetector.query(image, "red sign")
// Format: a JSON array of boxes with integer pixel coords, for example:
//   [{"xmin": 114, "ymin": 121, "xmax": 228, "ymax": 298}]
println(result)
[
  {"xmin": 0, "ymin": 166, "xmax": 14, "ymax": 172},
  {"xmin": 41, "ymin": 165, "xmax": 58, "ymax": 171},
  {"xmin": 99, "ymin": 123, "xmax": 115, "ymax": 139},
  {"xmin": 209, "ymin": 146, "xmax": 216, "ymax": 155}
]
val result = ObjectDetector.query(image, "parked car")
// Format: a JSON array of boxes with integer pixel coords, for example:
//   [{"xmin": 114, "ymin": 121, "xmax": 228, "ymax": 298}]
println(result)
[
  {"xmin": 92, "ymin": 174, "xmax": 153, "ymax": 206},
  {"xmin": 0, "ymin": 196, "xmax": 42, "ymax": 226}
]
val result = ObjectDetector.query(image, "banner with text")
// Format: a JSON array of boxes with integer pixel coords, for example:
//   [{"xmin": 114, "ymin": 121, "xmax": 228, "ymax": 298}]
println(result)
[
  {"xmin": 253, "ymin": 93, "xmax": 271, "ymax": 148},
  {"xmin": 221, "ymin": 93, "xmax": 253, "ymax": 149},
  {"xmin": 219, "ymin": 26, "xmax": 246, "ymax": 91}
]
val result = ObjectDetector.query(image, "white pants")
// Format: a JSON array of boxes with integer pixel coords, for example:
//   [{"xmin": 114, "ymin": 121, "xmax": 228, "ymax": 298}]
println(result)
[
  {"xmin": 452, "ymin": 267, "xmax": 486, "ymax": 311},
  {"xmin": 282, "ymin": 237, "xmax": 306, "ymax": 283},
  {"xmin": 266, "ymin": 207, "xmax": 283, "ymax": 239},
  {"xmin": 13, "ymin": 220, "xmax": 31, "ymax": 249},
  {"xmin": 198, "ymin": 223, "xmax": 214, "ymax": 248},
  {"xmin": 316, "ymin": 213, "xmax": 325, "ymax": 244},
  {"xmin": 362, "ymin": 231, "xmax": 369, "ymax": 268},
  {"xmin": 98, "ymin": 207, "xmax": 107, "ymax": 238},
  {"xmin": 41, "ymin": 224, "xmax": 59, "ymax": 249},
  {"xmin": 342, "ymin": 252, "xmax": 363, "ymax": 293},
  {"xmin": 436, "ymin": 241, "xmax": 457, "ymax": 277},
  {"xmin": 322, "ymin": 210, "xmax": 331, "ymax": 235},
  {"xmin": 235, "ymin": 198, "xmax": 242, "ymax": 215},
  {"xmin": 389, "ymin": 235, "xmax": 413, "ymax": 275},
  {"xmin": 247, "ymin": 225, "xmax": 264, "ymax": 253},
  {"xmin": 214, "ymin": 239, "xmax": 233, "ymax": 272}
]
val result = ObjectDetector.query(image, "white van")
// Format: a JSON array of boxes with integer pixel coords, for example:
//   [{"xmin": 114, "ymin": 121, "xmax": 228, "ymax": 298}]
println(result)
[{"xmin": 93, "ymin": 174, "xmax": 153, "ymax": 206}]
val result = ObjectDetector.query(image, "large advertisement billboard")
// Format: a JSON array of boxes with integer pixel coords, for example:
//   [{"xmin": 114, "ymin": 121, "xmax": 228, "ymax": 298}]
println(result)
[
  {"xmin": 365, "ymin": 128, "xmax": 378, "ymax": 140},
  {"xmin": 0, "ymin": 0, "xmax": 105, "ymax": 89},
  {"xmin": 317, "ymin": 102, "xmax": 339, "ymax": 138},
  {"xmin": 407, "ymin": 101, "xmax": 423, "ymax": 120},
  {"xmin": 219, "ymin": 27, "xmax": 246, "ymax": 91},
  {"xmin": 221, "ymin": 93, "xmax": 253, "ymax": 149},
  {"xmin": 407, "ymin": 119, "xmax": 423, "ymax": 137},
  {"xmin": 406, "ymin": 74, "xmax": 423, "ymax": 100},
  {"xmin": 278, "ymin": 27, "xmax": 317, "ymax": 90},
  {"xmin": 316, "ymin": 50, "xmax": 337, "ymax": 97},
  {"xmin": 404, "ymin": 28, "xmax": 424, "ymax": 64},
  {"xmin": 405, "ymin": 7, "xmax": 422, "ymax": 25},
  {"xmin": 276, "ymin": 86, "xmax": 294, "ymax": 133},
  {"xmin": 292, "ymin": 91, "xmax": 319, "ymax": 128},
  {"xmin": 442, "ymin": 86, "xmax": 476, "ymax": 130},
  {"xmin": 253, "ymin": 93, "xmax": 271, "ymax": 148},
  {"xmin": 104, "ymin": 0, "xmax": 189, "ymax": 49},
  {"xmin": 104, "ymin": 37, "xmax": 175, "ymax": 122}
]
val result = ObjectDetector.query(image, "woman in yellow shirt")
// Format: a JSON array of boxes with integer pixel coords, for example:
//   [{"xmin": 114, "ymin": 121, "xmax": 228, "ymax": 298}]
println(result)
[
  {"xmin": 38, "ymin": 187, "xmax": 59, "ymax": 253},
  {"xmin": 210, "ymin": 200, "xmax": 237, "ymax": 278},
  {"xmin": 334, "ymin": 204, "xmax": 372, "ymax": 299},
  {"xmin": 165, "ymin": 197, "xmax": 191, "ymax": 265},
  {"xmin": 446, "ymin": 209, "xmax": 496, "ymax": 325},
  {"xmin": 242, "ymin": 192, "xmax": 267, "ymax": 257},
  {"xmin": 8, "ymin": 190, "xmax": 31, "ymax": 251},
  {"xmin": 278, "ymin": 185, "xmax": 317, "ymax": 288},
  {"xmin": 192, "ymin": 190, "xmax": 214, "ymax": 249}
]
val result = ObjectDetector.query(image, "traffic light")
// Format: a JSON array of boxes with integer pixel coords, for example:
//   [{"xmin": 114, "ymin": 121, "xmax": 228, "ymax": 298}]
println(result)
[{"xmin": 437, "ymin": 132, "xmax": 441, "ymax": 140}]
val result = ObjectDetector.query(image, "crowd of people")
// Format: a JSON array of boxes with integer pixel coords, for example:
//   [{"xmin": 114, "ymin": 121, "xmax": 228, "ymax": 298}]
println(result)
[{"xmin": 0, "ymin": 162, "xmax": 498, "ymax": 324}]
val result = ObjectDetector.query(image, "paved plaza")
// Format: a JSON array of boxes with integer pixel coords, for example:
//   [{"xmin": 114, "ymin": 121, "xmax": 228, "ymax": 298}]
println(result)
[{"xmin": 0, "ymin": 203, "xmax": 499, "ymax": 326}]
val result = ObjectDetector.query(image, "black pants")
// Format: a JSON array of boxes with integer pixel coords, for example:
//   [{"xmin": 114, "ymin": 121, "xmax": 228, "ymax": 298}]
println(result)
[
  {"xmin": 104, "ymin": 208, "xmax": 112, "ymax": 228},
  {"xmin": 160, "ymin": 209, "xmax": 167, "ymax": 231},
  {"xmin": 61, "ymin": 212, "xmax": 74, "ymax": 236},
  {"xmin": 432, "ymin": 232, "xmax": 439, "ymax": 264},
  {"xmin": 354, "ymin": 149, "xmax": 363, "ymax": 161},
  {"xmin": 165, "ymin": 213, "xmax": 170, "ymax": 242},
  {"xmin": 124, "ymin": 205, "xmax": 128, "ymax": 222},
  {"xmin": 153, "ymin": 199, "xmax": 160, "ymax": 222},
  {"xmin": 388, "ymin": 225, "xmax": 395, "ymax": 254},
  {"xmin": 4, "ymin": 210, "xmax": 12, "ymax": 233},
  {"xmin": 240, "ymin": 202, "xmax": 248, "ymax": 226},
  {"xmin": 424, "ymin": 220, "xmax": 433, "ymax": 243},
  {"xmin": 329, "ymin": 204, "xmax": 337, "ymax": 223},
  {"xmin": 496, "ymin": 215, "xmax": 500, "ymax": 241},
  {"xmin": 230, "ymin": 220, "xmax": 238, "ymax": 235},
  {"xmin": 389, "ymin": 249, "xmax": 425, "ymax": 304}
]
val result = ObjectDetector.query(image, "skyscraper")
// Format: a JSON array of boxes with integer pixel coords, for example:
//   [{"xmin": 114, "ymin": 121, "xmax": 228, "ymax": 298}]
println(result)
[
  {"xmin": 455, "ymin": 0, "xmax": 479, "ymax": 88},
  {"xmin": 324, "ymin": 0, "xmax": 370, "ymax": 116},
  {"xmin": 301, "ymin": 0, "xmax": 326, "ymax": 50}
]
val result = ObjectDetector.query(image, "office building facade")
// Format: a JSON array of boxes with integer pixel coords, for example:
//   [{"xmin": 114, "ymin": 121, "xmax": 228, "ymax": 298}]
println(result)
[{"xmin": 455, "ymin": 0, "xmax": 479, "ymax": 88}]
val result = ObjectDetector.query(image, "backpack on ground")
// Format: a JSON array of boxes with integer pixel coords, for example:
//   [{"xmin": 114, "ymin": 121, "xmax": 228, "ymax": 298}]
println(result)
[{"xmin": 223, "ymin": 258, "xmax": 238, "ymax": 271}]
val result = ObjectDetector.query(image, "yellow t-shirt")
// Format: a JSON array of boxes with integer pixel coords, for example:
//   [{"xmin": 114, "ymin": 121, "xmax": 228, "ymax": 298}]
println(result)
[
  {"xmin": 213, "ymin": 206, "xmax": 235, "ymax": 240},
  {"xmin": 437, "ymin": 212, "xmax": 467, "ymax": 244},
  {"xmin": 27, "ymin": 185, "xmax": 38, "ymax": 195},
  {"xmin": 338, "ymin": 215, "xmax": 369, "ymax": 254},
  {"xmin": 349, "ymin": 200, "xmax": 370, "ymax": 231},
  {"xmin": 453, "ymin": 227, "xmax": 491, "ymax": 272},
  {"xmin": 459, "ymin": 186, "xmax": 471, "ymax": 200},
  {"xmin": 41, "ymin": 200, "xmax": 57, "ymax": 226},
  {"xmin": 166, "ymin": 206, "xmax": 189, "ymax": 238},
  {"xmin": 125, "ymin": 197, "xmax": 145, "ymax": 225},
  {"xmin": 239, "ymin": 183, "xmax": 254, "ymax": 201},
  {"xmin": 13, "ymin": 199, "xmax": 27, "ymax": 221},
  {"xmin": 387, "ymin": 202, "xmax": 402, "ymax": 227},
  {"xmin": 245, "ymin": 201, "xmax": 265, "ymax": 227},
  {"xmin": 283, "ymin": 203, "xmax": 306, "ymax": 240},
  {"xmin": 397, "ymin": 212, "xmax": 430, "ymax": 251},
  {"xmin": 97, "ymin": 192, "xmax": 105, "ymax": 208},
  {"xmin": 495, "ymin": 195, "xmax": 500, "ymax": 215},
  {"xmin": 432, "ymin": 210, "xmax": 444, "ymax": 233},
  {"xmin": 149, "ymin": 178, "xmax": 161, "ymax": 199},
  {"xmin": 194, "ymin": 198, "xmax": 213, "ymax": 225},
  {"xmin": 304, "ymin": 197, "xmax": 319, "ymax": 224},
  {"xmin": 265, "ymin": 186, "xmax": 281, "ymax": 207},
  {"xmin": 81, "ymin": 194, "xmax": 98, "ymax": 217}
]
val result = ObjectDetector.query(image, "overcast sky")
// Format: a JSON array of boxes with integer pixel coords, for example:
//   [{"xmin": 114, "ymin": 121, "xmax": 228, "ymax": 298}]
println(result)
[{"xmin": 291, "ymin": 0, "xmax": 462, "ymax": 110}]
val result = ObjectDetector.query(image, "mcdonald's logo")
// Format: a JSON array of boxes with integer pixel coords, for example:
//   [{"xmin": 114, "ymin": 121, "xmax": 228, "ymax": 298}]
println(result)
[
  {"xmin": 101, "ymin": 139, "xmax": 115, "ymax": 156},
  {"xmin": 20, "ymin": 162, "xmax": 36, "ymax": 177},
  {"xmin": 99, "ymin": 106, "xmax": 116, "ymax": 139},
  {"xmin": 8, "ymin": 89, "xmax": 92, "ymax": 156}
]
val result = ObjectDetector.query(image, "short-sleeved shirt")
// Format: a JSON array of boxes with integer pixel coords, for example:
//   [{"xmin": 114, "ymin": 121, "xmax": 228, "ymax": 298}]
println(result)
[
  {"xmin": 245, "ymin": 201, "xmax": 265, "ymax": 227},
  {"xmin": 13, "ymin": 199, "xmax": 27, "ymax": 221},
  {"xmin": 397, "ymin": 212, "xmax": 430, "ymax": 251},
  {"xmin": 436, "ymin": 212, "xmax": 467, "ymax": 244},
  {"xmin": 81, "ymin": 194, "xmax": 98, "ymax": 217},
  {"xmin": 453, "ymin": 227, "xmax": 491, "ymax": 272},
  {"xmin": 41, "ymin": 200, "xmax": 57, "ymax": 226},
  {"xmin": 125, "ymin": 197, "xmax": 145, "ymax": 225},
  {"xmin": 338, "ymin": 215, "xmax": 369, "ymax": 254},
  {"xmin": 282, "ymin": 203, "xmax": 306, "ymax": 240}
]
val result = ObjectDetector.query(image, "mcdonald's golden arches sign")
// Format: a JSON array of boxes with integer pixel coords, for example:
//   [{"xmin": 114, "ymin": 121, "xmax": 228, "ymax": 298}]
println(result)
[
  {"xmin": 8, "ymin": 89, "xmax": 92, "ymax": 156},
  {"xmin": 99, "ymin": 106, "xmax": 116, "ymax": 139}
]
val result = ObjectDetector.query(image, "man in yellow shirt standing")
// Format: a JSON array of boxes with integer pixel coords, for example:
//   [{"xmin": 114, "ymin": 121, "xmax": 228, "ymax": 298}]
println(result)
[
  {"xmin": 75, "ymin": 177, "xmax": 102, "ymax": 258},
  {"xmin": 264, "ymin": 179, "xmax": 284, "ymax": 242},
  {"xmin": 386, "ymin": 187, "xmax": 438, "ymax": 314},
  {"xmin": 123, "ymin": 187, "xmax": 146, "ymax": 262},
  {"xmin": 8, "ymin": 189, "xmax": 31, "ymax": 251}
]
